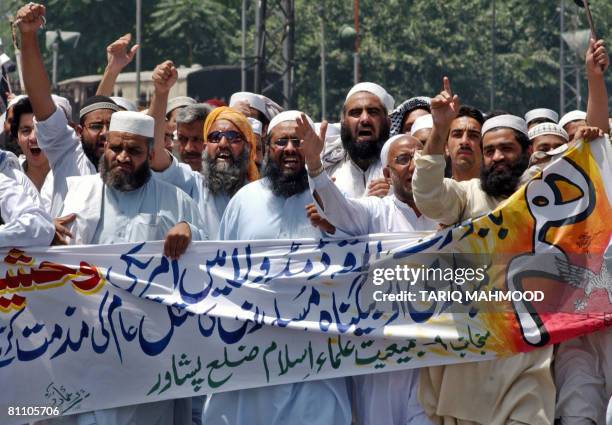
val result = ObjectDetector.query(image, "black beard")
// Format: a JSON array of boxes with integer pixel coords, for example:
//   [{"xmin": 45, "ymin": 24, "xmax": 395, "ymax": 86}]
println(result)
[
  {"xmin": 480, "ymin": 152, "xmax": 529, "ymax": 198},
  {"xmin": 263, "ymin": 157, "xmax": 308, "ymax": 198},
  {"xmin": 202, "ymin": 149, "xmax": 249, "ymax": 196},
  {"xmin": 340, "ymin": 119, "xmax": 389, "ymax": 165},
  {"xmin": 99, "ymin": 155, "xmax": 151, "ymax": 191},
  {"xmin": 82, "ymin": 140, "xmax": 101, "ymax": 169}
]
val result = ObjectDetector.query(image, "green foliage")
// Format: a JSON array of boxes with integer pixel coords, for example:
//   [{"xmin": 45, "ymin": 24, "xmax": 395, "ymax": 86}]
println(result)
[{"xmin": 1, "ymin": 0, "xmax": 610, "ymax": 119}]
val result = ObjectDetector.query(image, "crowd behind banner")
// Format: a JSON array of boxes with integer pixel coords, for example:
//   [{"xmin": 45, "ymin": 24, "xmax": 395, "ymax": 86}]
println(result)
[{"xmin": 0, "ymin": 2, "xmax": 611, "ymax": 425}]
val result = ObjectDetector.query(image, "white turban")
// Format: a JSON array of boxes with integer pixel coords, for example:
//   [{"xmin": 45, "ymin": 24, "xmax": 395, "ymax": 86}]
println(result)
[
  {"xmin": 267, "ymin": 110, "xmax": 314, "ymax": 135},
  {"xmin": 410, "ymin": 114, "xmax": 433, "ymax": 136},
  {"xmin": 524, "ymin": 108, "xmax": 558, "ymax": 125},
  {"xmin": 528, "ymin": 123, "xmax": 569, "ymax": 142},
  {"xmin": 109, "ymin": 111, "xmax": 154, "ymax": 138},
  {"xmin": 345, "ymin": 82, "xmax": 394, "ymax": 112},
  {"xmin": 247, "ymin": 117, "xmax": 263, "ymax": 136},
  {"xmin": 229, "ymin": 92, "xmax": 283, "ymax": 121},
  {"xmin": 482, "ymin": 114, "xmax": 528, "ymax": 136},
  {"xmin": 558, "ymin": 110, "xmax": 587, "ymax": 129}
]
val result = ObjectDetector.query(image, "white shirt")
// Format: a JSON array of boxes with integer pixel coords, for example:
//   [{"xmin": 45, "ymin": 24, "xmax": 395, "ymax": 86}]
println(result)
[
  {"xmin": 218, "ymin": 178, "xmax": 322, "ymax": 240},
  {"xmin": 154, "ymin": 155, "xmax": 230, "ymax": 239},
  {"xmin": 325, "ymin": 154, "xmax": 384, "ymax": 198},
  {"xmin": 309, "ymin": 170, "xmax": 435, "ymax": 425},
  {"xmin": 1, "ymin": 150, "xmax": 43, "ymax": 208},
  {"xmin": 34, "ymin": 107, "xmax": 96, "ymax": 217},
  {"xmin": 555, "ymin": 242, "xmax": 612, "ymax": 425},
  {"xmin": 60, "ymin": 174, "xmax": 208, "ymax": 245},
  {"xmin": 0, "ymin": 172, "xmax": 54, "ymax": 247},
  {"xmin": 309, "ymin": 171, "xmax": 436, "ymax": 236},
  {"xmin": 204, "ymin": 178, "xmax": 352, "ymax": 425},
  {"xmin": 43, "ymin": 175, "xmax": 204, "ymax": 425}
]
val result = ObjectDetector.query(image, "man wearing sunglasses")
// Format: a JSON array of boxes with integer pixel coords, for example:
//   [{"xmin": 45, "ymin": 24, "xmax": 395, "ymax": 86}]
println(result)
[
  {"xmin": 202, "ymin": 110, "xmax": 352, "ymax": 425},
  {"xmin": 148, "ymin": 61, "xmax": 259, "ymax": 238}
]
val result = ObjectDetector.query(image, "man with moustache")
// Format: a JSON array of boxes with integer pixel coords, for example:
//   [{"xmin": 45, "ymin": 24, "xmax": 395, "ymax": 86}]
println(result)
[
  {"xmin": 446, "ymin": 105, "xmax": 484, "ymax": 182},
  {"xmin": 43, "ymin": 110, "xmax": 206, "ymax": 425},
  {"xmin": 175, "ymin": 103, "xmax": 213, "ymax": 172},
  {"xmin": 326, "ymin": 82, "xmax": 394, "ymax": 198},
  {"xmin": 77, "ymin": 95, "xmax": 121, "ymax": 166},
  {"xmin": 148, "ymin": 61, "xmax": 259, "ymax": 237},
  {"xmin": 166, "ymin": 96, "xmax": 196, "ymax": 150},
  {"xmin": 202, "ymin": 111, "xmax": 351, "ymax": 425},
  {"xmin": 304, "ymin": 129, "xmax": 436, "ymax": 425},
  {"xmin": 412, "ymin": 77, "xmax": 555, "ymax": 425}
]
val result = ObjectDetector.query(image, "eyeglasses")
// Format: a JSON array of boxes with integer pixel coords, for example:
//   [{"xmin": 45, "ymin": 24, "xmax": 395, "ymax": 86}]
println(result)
[
  {"xmin": 207, "ymin": 130, "xmax": 243, "ymax": 144},
  {"xmin": 393, "ymin": 153, "xmax": 414, "ymax": 165},
  {"xmin": 86, "ymin": 122, "xmax": 110, "ymax": 133},
  {"xmin": 272, "ymin": 138, "xmax": 302, "ymax": 149}
]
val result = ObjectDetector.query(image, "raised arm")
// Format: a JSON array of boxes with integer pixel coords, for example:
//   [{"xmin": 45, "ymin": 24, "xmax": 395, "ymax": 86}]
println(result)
[
  {"xmin": 15, "ymin": 3, "xmax": 55, "ymax": 120},
  {"xmin": 422, "ymin": 76, "xmax": 459, "ymax": 156},
  {"xmin": 298, "ymin": 115, "xmax": 371, "ymax": 235},
  {"xmin": 585, "ymin": 38, "xmax": 609, "ymax": 133},
  {"xmin": 412, "ymin": 77, "xmax": 468, "ymax": 225},
  {"xmin": 148, "ymin": 61, "xmax": 176, "ymax": 171},
  {"xmin": 96, "ymin": 34, "xmax": 139, "ymax": 96}
]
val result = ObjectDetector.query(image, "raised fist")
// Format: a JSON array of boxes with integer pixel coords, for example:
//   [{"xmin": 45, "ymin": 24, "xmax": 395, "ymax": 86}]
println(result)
[
  {"xmin": 152, "ymin": 60, "xmax": 178, "ymax": 94},
  {"xmin": 14, "ymin": 3, "xmax": 46, "ymax": 34}
]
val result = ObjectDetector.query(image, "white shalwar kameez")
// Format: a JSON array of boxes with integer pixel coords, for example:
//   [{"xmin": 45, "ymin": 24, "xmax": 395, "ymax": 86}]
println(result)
[{"xmin": 309, "ymin": 170, "xmax": 435, "ymax": 425}]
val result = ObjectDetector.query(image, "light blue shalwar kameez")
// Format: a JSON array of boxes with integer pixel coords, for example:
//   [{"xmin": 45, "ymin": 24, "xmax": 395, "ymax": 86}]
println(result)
[{"xmin": 201, "ymin": 178, "xmax": 352, "ymax": 425}]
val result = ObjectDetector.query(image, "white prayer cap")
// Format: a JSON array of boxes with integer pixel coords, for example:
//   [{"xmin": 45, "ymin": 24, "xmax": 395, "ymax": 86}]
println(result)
[
  {"xmin": 380, "ymin": 134, "xmax": 406, "ymax": 168},
  {"xmin": 166, "ymin": 96, "xmax": 196, "ymax": 116},
  {"xmin": 482, "ymin": 114, "xmax": 528, "ymax": 136},
  {"xmin": 528, "ymin": 122, "xmax": 569, "ymax": 142},
  {"xmin": 524, "ymin": 108, "xmax": 558, "ymax": 125},
  {"xmin": 109, "ymin": 111, "xmax": 154, "ymax": 138},
  {"xmin": 345, "ymin": 82, "xmax": 395, "ymax": 112},
  {"xmin": 410, "ymin": 114, "xmax": 433, "ymax": 136},
  {"xmin": 51, "ymin": 94, "xmax": 73, "ymax": 121},
  {"xmin": 111, "ymin": 96, "xmax": 138, "ymax": 112},
  {"xmin": 247, "ymin": 117, "xmax": 263, "ymax": 136},
  {"xmin": 558, "ymin": 110, "xmax": 587, "ymax": 129},
  {"xmin": 267, "ymin": 110, "xmax": 314, "ymax": 135}
]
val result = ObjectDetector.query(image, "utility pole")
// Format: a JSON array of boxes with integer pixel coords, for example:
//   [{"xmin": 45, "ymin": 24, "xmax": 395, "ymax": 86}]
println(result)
[
  {"xmin": 353, "ymin": 0, "xmax": 360, "ymax": 84},
  {"xmin": 560, "ymin": 0, "xmax": 565, "ymax": 115},
  {"xmin": 320, "ymin": 2, "xmax": 326, "ymax": 120},
  {"xmin": 241, "ymin": 0, "xmax": 247, "ymax": 91},
  {"xmin": 135, "ymin": 0, "xmax": 142, "ymax": 106},
  {"xmin": 490, "ymin": 0, "xmax": 496, "ymax": 111}
]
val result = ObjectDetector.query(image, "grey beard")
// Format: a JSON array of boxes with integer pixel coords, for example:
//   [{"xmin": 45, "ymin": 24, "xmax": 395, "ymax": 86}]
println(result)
[
  {"xmin": 202, "ymin": 149, "xmax": 249, "ymax": 196},
  {"xmin": 99, "ymin": 155, "xmax": 151, "ymax": 191}
]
